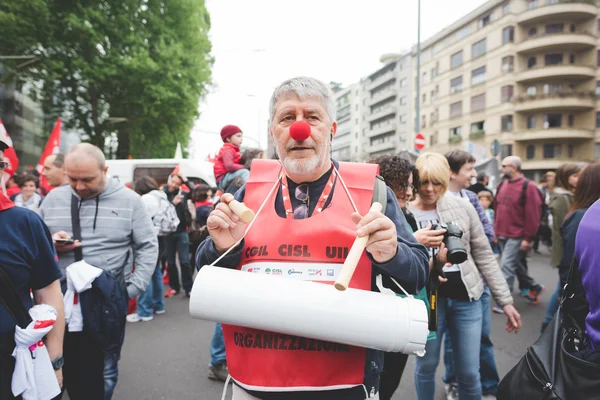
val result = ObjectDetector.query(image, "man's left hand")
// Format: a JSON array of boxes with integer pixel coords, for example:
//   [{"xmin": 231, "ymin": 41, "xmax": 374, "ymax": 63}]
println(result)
[
  {"xmin": 351, "ymin": 209, "xmax": 397, "ymax": 263},
  {"xmin": 520, "ymin": 240, "xmax": 532, "ymax": 253}
]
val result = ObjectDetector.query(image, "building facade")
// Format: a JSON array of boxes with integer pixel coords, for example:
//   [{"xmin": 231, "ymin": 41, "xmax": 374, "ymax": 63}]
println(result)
[
  {"xmin": 332, "ymin": 83, "xmax": 365, "ymax": 162},
  {"xmin": 361, "ymin": 52, "xmax": 415, "ymax": 160},
  {"xmin": 414, "ymin": 0, "xmax": 600, "ymax": 177}
]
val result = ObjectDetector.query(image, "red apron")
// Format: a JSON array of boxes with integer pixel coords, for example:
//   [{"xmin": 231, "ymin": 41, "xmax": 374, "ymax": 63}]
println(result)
[{"xmin": 223, "ymin": 159, "xmax": 378, "ymax": 392}]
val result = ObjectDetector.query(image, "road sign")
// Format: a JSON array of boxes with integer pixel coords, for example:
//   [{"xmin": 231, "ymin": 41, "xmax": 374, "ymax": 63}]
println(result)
[
  {"xmin": 490, "ymin": 139, "xmax": 501, "ymax": 157},
  {"xmin": 415, "ymin": 133, "xmax": 426, "ymax": 151}
]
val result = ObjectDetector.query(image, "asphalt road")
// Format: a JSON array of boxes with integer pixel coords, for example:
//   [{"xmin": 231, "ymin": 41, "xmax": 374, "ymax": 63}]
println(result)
[{"xmin": 104, "ymin": 249, "xmax": 557, "ymax": 400}]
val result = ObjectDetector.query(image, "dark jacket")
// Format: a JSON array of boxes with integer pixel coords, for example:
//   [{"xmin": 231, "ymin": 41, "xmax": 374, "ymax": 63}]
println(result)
[
  {"xmin": 163, "ymin": 183, "xmax": 194, "ymax": 233},
  {"xmin": 494, "ymin": 176, "xmax": 542, "ymax": 242},
  {"xmin": 79, "ymin": 270, "xmax": 128, "ymax": 357}
]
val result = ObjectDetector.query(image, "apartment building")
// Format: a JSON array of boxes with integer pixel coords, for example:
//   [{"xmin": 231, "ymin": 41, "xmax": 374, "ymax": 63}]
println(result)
[
  {"xmin": 332, "ymin": 83, "xmax": 365, "ymax": 162},
  {"xmin": 416, "ymin": 0, "xmax": 600, "ymax": 177},
  {"xmin": 361, "ymin": 52, "xmax": 414, "ymax": 160}
]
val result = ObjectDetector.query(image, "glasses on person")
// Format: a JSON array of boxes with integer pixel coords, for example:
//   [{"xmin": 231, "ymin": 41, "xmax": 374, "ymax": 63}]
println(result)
[
  {"xmin": 0, "ymin": 161, "xmax": 8, "ymax": 171},
  {"xmin": 293, "ymin": 184, "xmax": 309, "ymax": 219}
]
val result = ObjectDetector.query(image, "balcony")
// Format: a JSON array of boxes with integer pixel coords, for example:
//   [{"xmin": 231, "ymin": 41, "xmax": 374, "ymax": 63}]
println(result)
[
  {"xmin": 368, "ymin": 140, "xmax": 397, "ymax": 154},
  {"xmin": 514, "ymin": 91, "xmax": 596, "ymax": 112},
  {"xmin": 522, "ymin": 158, "xmax": 586, "ymax": 171},
  {"xmin": 368, "ymin": 123, "xmax": 397, "ymax": 138},
  {"xmin": 367, "ymin": 88, "xmax": 397, "ymax": 106},
  {"xmin": 448, "ymin": 135, "xmax": 463, "ymax": 144},
  {"xmin": 516, "ymin": 64, "xmax": 595, "ymax": 83},
  {"xmin": 517, "ymin": 1, "xmax": 597, "ymax": 25},
  {"xmin": 514, "ymin": 128, "xmax": 594, "ymax": 141},
  {"xmin": 367, "ymin": 68, "xmax": 396, "ymax": 91},
  {"xmin": 367, "ymin": 104, "xmax": 398, "ymax": 122},
  {"xmin": 469, "ymin": 131, "xmax": 485, "ymax": 140},
  {"xmin": 516, "ymin": 32, "xmax": 596, "ymax": 54}
]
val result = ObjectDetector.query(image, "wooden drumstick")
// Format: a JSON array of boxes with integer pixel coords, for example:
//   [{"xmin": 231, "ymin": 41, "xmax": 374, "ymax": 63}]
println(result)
[
  {"xmin": 334, "ymin": 202, "xmax": 384, "ymax": 291},
  {"xmin": 228, "ymin": 200, "xmax": 255, "ymax": 224}
]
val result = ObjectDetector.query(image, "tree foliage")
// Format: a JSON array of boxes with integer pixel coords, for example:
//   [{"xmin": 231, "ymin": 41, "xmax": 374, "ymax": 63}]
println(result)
[{"xmin": 0, "ymin": 0, "xmax": 213, "ymax": 158}]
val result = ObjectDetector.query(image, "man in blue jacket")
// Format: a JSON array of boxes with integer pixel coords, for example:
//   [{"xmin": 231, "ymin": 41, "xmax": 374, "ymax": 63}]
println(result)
[{"xmin": 196, "ymin": 76, "xmax": 429, "ymax": 400}]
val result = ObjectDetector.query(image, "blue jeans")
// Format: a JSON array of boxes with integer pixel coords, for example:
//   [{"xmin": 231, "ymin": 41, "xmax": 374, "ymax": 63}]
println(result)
[
  {"xmin": 442, "ymin": 286, "xmax": 499, "ymax": 395},
  {"xmin": 136, "ymin": 262, "xmax": 165, "ymax": 317},
  {"xmin": 415, "ymin": 296, "xmax": 483, "ymax": 400},
  {"xmin": 210, "ymin": 323, "xmax": 226, "ymax": 366},
  {"xmin": 166, "ymin": 231, "xmax": 193, "ymax": 293},
  {"xmin": 544, "ymin": 281, "xmax": 562, "ymax": 325},
  {"xmin": 498, "ymin": 237, "xmax": 539, "ymax": 292},
  {"xmin": 218, "ymin": 169, "xmax": 250, "ymax": 191},
  {"xmin": 104, "ymin": 354, "xmax": 119, "ymax": 399}
]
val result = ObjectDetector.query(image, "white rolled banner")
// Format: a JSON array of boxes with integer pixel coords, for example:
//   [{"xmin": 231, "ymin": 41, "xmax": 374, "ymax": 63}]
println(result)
[{"xmin": 189, "ymin": 266, "xmax": 428, "ymax": 354}]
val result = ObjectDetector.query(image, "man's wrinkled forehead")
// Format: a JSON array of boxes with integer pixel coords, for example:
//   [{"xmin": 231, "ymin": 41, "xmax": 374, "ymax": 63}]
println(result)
[{"xmin": 273, "ymin": 94, "xmax": 329, "ymax": 118}]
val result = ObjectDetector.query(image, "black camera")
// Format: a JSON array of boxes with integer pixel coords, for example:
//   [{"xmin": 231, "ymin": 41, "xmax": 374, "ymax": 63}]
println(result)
[{"xmin": 430, "ymin": 222, "xmax": 468, "ymax": 265}]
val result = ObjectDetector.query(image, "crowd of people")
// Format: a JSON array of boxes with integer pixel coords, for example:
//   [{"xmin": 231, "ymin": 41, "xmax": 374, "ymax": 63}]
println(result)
[{"xmin": 0, "ymin": 75, "xmax": 599, "ymax": 400}]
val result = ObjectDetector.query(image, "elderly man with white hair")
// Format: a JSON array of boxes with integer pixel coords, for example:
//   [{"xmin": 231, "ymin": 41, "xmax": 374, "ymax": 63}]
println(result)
[{"xmin": 196, "ymin": 77, "xmax": 429, "ymax": 400}]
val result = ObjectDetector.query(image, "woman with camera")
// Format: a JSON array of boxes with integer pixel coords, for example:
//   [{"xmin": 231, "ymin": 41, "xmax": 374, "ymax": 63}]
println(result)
[{"xmin": 409, "ymin": 152, "xmax": 521, "ymax": 400}]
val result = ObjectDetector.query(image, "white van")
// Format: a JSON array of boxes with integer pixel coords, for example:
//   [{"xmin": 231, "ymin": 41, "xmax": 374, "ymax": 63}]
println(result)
[{"xmin": 105, "ymin": 158, "xmax": 216, "ymax": 188}]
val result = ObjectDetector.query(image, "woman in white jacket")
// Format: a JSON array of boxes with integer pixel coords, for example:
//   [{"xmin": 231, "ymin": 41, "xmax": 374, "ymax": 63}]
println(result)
[
  {"xmin": 410, "ymin": 153, "xmax": 521, "ymax": 400},
  {"xmin": 127, "ymin": 176, "xmax": 171, "ymax": 322}
]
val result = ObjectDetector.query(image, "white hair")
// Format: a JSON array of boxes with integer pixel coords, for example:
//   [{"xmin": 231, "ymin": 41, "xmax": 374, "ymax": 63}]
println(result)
[
  {"xmin": 269, "ymin": 77, "xmax": 337, "ymax": 124},
  {"xmin": 504, "ymin": 155, "xmax": 522, "ymax": 171}
]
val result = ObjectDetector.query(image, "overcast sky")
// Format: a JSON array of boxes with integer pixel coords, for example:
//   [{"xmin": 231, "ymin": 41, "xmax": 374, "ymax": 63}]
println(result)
[{"xmin": 189, "ymin": 0, "xmax": 488, "ymax": 160}]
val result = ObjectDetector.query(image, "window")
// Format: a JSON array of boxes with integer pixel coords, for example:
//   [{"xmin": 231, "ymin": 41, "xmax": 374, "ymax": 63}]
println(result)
[
  {"xmin": 431, "ymin": 89, "xmax": 437, "ymax": 101},
  {"xmin": 545, "ymin": 24, "xmax": 564, "ymax": 34},
  {"xmin": 430, "ymin": 131, "xmax": 439, "ymax": 146},
  {"xmin": 528, "ymin": 27, "xmax": 537, "ymax": 37},
  {"xmin": 527, "ymin": 116, "xmax": 536, "ymax": 129},
  {"xmin": 597, "ymin": 50, "xmax": 600, "ymax": 67},
  {"xmin": 543, "ymin": 83, "xmax": 563, "ymax": 95},
  {"xmin": 544, "ymin": 114, "xmax": 562, "ymax": 128},
  {"xmin": 449, "ymin": 126, "xmax": 462, "ymax": 137},
  {"xmin": 422, "ymin": 115, "xmax": 426, "ymax": 128},
  {"xmin": 570, "ymin": 54, "xmax": 575, "ymax": 64},
  {"xmin": 526, "ymin": 145, "xmax": 535, "ymax": 160},
  {"xmin": 597, "ymin": 81, "xmax": 600, "ymax": 96},
  {"xmin": 528, "ymin": 0, "xmax": 538, "ymax": 9},
  {"xmin": 596, "ymin": 143, "xmax": 600, "ymax": 160},
  {"xmin": 400, "ymin": 96, "xmax": 407, "ymax": 105},
  {"xmin": 450, "ymin": 76, "xmax": 463, "ymax": 93},
  {"xmin": 501, "ymin": 85, "xmax": 514, "ymax": 102},
  {"xmin": 501, "ymin": 144, "xmax": 513, "ymax": 158},
  {"xmin": 502, "ymin": 56, "xmax": 514, "ymax": 72},
  {"xmin": 456, "ymin": 26, "xmax": 471, "ymax": 41},
  {"xmin": 568, "ymin": 114, "xmax": 574, "ymax": 127},
  {"xmin": 570, "ymin": 24, "xmax": 576, "ymax": 33},
  {"xmin": 478, "ymin": 15, "xmax": 491, "ymax": 29},
  {"xmin": 528, "ymin": 57, "xmax": 537, "ymax": 69},
  {"xmin": 471, "ymin": 121, "xmax": 484, "ymax": 134},
  {"xmin": 400, "ymin": 78, "xmax": 407, "ymax": 87},
  {"xmin": 527, "ymin": 86, "xmax": 537, "ymax": 96},
  {"xmin": 400, "ymin": 114, "xmax": 407, "ymax": 124},
  {"xmin": 450, "ymin": 101, "xmax": 462, "ymax": 118},
  {"xmin": 422, "ymin": 93, "xmax": 426, "ymax": 104},
  {"xmin": 451, "ymin": 51, "xmax": 463, "ymax": 69},
  {"xmin": 471, "ymin": 93, "xmax": 486, "ymax": 112},
  {"xmin": 596, "ymin": 112, "xmax": 600, "ymax": 128},
  {"xmin": 544, "ymin": 144, "xmax": 562, "ymax": 159},
  {"xmin": 501, "ymin": 115, "xmax": 513, "ymax": 131},
  {"xmin": 431, "ymin": 67, "xmax": 437, "ymax": 80},
  {"xmin": 503, "ymin": 27, "xmax": 514, "ymax": 44},
  {"xmin": 472, "ymin": 39, "xmax": 487, "ymax": 58},
  {"xmin": 568, "ymin": 144, "xmax": 574, "ymax": 158},
  {"xmin": 423, "ymin": 71, "xmax": 428, "ymax": 84},
  {"xmin": 471, "ymin": 66, "xmax": 486, "ymax": 85},
  {"xmin": 598, "ymin": 20, "xmax": 600, "ymax": 35},
  {"xmin": 503, "ymin": 3, "xmax": 510, "ymax": 15},
  {"xmin": 545, "ymin": 53, "xmax": 563, "ymax": 66}
]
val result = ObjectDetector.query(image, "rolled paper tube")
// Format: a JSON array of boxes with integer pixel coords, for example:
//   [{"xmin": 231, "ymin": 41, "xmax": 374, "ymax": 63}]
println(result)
[
  {"xmin": 228, "ymin": 200, "xmax": 255, "ymax": 223},
  {"xmin": 189, "ymin": 266, "xmax": 428, "ymax": 353},
  {"xmin": 334, "ymin": 202, "xmax": 384, "ymax": 291}
]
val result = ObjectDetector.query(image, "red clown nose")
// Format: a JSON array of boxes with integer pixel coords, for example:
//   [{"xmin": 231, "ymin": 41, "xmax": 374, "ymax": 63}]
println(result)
[{"xmin": 289, "ymin": 121, "xmax": 311, "ymax": 142}]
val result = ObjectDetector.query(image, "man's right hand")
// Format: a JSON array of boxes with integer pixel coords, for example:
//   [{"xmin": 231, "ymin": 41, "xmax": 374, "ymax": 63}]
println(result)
[
  {"xmin": 413, "ymin": 224, "xmax": 447, "ymax": 248},
  {"xmin": 207, "ymin": 193, "xmax": 249, "ymax": 254},
  {"xmin": 52, "ymin": 231, "xmax": 82, "ymax": 253},
  {"xmin": 172, "ymin": 194, "xmax": 183, "ymax": 206}
]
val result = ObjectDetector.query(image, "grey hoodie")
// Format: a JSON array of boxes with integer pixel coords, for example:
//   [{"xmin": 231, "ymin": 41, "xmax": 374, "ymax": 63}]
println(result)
[{"xmin": 39, "ymin": 177, "xmax": 158, "ymax": 298}]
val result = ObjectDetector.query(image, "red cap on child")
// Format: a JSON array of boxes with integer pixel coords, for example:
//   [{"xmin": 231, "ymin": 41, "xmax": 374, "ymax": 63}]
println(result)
[{"xmin": 220, "ymin": 125, "xmax": 242, "ymax": 142}]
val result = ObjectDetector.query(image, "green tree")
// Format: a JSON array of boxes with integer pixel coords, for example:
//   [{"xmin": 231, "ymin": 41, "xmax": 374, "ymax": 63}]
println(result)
[{"xmin": 0, "ymin": 0, "xmax": 213, "ymax": 158}]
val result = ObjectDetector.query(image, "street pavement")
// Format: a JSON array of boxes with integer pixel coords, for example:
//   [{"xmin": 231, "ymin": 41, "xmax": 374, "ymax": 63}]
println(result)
[{"xmin": 104, "ymin": 248, "xmax": 557, "ymax": 400}]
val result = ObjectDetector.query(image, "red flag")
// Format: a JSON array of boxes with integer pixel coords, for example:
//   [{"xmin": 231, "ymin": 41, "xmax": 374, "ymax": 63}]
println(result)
[
  {"xmin": 0, "ymin": 119, "xmax": 20, "ymax": 182},
  {"xmin": 37, "ymin": 118, "xmax": 62, "ymax": 192}
]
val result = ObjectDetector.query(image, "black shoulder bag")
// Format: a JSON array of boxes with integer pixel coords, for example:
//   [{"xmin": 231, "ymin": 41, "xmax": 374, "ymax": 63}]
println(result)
[{"xmin": 497, "ymin": 257, "xmax": 600, "ymax": 400}]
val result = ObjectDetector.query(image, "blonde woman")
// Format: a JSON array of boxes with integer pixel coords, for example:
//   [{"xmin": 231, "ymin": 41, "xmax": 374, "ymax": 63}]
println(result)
[{"xmin": 409, "ymin": 153, "xmax": 521, "ymax": 400}]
